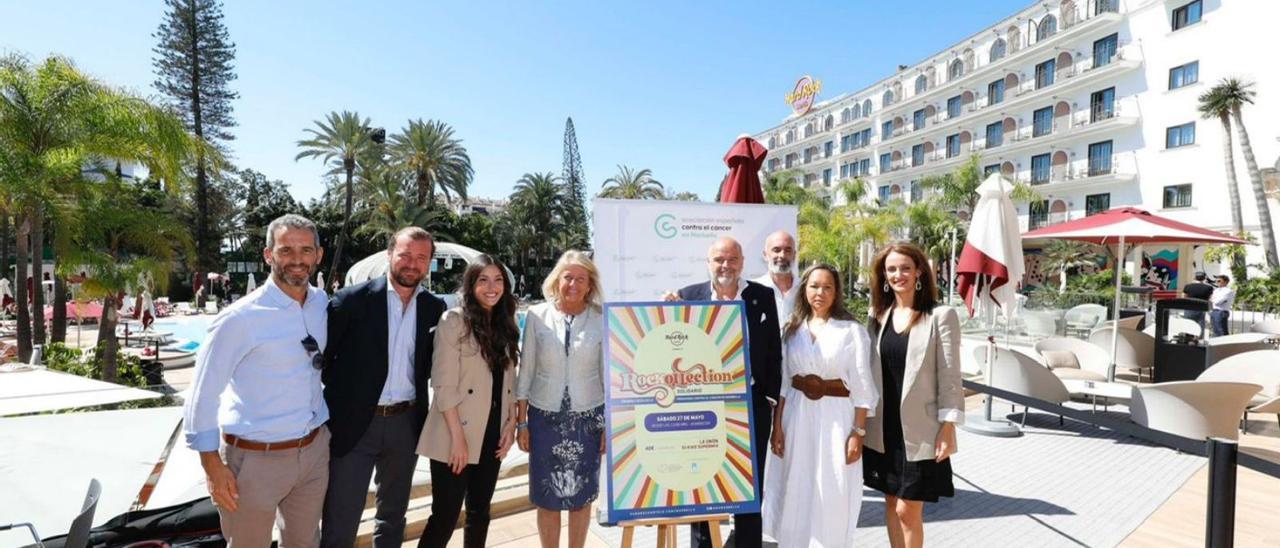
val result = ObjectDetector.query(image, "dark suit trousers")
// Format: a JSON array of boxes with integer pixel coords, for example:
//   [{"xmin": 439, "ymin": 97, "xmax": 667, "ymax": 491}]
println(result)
[
  {"xmin": 321, "ymin": 412, "xmax": 419, "ymax": 548},
  {"xmin": 691, "ymin": 392, "xmax": 772, "ymax": 548}
]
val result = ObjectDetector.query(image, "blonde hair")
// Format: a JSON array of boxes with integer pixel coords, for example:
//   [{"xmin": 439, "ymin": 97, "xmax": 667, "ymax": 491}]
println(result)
[{"xmin": 541, "ymin": 250, "xmax": 603, "ymax": 308}]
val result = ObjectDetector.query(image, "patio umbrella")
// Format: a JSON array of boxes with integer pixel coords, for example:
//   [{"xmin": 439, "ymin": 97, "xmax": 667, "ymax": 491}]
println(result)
[
  {"xmin": 719, "ymin": 134, "xmax": 767, "ymax": 204},
  {"xmin": 1023, "ymin": 207, "xmax": 1248, "ymax": 381},
  {"xmin": 956, "ymin": 173, "xmax": 1025, "ymax": 437}
]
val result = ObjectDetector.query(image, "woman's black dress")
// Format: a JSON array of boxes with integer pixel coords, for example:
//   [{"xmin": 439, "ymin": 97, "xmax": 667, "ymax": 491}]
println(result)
[{"xmin": 863, "ymin": 309, "xmax": 955, "ymax": 502}]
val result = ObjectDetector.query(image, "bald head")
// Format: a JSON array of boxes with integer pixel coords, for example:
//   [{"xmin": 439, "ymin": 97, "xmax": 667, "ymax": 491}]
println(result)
[
  {"xmin": 707, "ymin": 237, "xmax": 744, "ymax": 290},
  {"xmin": 763, "ymin": 230, "xmax": 796, "ymax": 275}
]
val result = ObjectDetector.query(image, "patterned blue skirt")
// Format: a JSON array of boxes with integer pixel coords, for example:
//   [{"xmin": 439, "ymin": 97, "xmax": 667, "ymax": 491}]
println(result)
[{"xmin": 528, "ymin": 391, "xmax": 605, "ymax": 510}]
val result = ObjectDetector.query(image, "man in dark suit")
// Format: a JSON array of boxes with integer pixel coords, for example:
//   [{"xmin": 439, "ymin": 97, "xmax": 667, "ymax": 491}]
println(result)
[
  {"xmin": 321, "ymin": 227, "xmax": 447, "ymax": 548},
  {"xmin": 665, "ymin": 236, "xmax": 782, "ymax": 548}
]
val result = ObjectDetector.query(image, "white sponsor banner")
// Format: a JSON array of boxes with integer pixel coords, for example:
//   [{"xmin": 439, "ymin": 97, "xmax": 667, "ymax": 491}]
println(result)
[{"xmin": 592, "ymin": 199, "xmax": 798, "ymax": 302}]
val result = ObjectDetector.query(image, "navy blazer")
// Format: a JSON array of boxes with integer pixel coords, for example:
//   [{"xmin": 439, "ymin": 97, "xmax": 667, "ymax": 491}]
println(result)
[
  {"xmin": 322, "ymin": 277, "xmax": 447, "ymax": 458},
  {"xmin": 676, "ymin": 280, "xmax": 783, "ymax": 402}
]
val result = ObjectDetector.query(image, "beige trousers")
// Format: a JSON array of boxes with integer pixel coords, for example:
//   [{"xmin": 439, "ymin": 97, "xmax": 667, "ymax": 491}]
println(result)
[{"xmin": 218, "ymin": 426, "xmax": 331, "ymax": 547}]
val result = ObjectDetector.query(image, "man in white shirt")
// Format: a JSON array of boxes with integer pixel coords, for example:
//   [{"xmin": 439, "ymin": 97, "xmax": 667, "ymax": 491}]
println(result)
[
  {"xmin": 1210, "ymin": 274, "xmax": 1236, "ymax": 336},
  {"xmin": 753, "ymin": 230, "xmax": 798, "ymax": 327}
]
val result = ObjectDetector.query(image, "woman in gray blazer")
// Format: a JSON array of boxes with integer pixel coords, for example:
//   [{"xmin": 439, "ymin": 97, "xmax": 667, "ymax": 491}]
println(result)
[
  {"xmin": 863, "ymin": 242, "xmax": 964, "ymax": 548},
  {"xmin": 515, "ymin": 250, "xmax": 605, "ymax": 548}
]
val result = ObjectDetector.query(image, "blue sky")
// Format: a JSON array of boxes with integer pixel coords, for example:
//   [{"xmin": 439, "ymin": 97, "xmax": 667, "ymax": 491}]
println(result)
[{"xmin": 3, "ymin": 0, "xmax": 1030, "ymax": 203}]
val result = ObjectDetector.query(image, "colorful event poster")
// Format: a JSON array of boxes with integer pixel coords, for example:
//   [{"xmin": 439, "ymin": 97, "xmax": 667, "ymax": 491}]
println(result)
[{"xmin": 603, "ymin": 301, "xmax": 759, "ymax": 523}]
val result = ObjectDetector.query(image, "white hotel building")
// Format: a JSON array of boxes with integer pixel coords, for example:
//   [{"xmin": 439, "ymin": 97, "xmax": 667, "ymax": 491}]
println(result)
[{"xmin": 753, "ymin": 0, "xmax": 1280, "ymax": 287}]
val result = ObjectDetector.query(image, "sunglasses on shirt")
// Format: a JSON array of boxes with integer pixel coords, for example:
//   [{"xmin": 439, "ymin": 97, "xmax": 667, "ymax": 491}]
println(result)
[{"xmin": 301, "ymin": 334, "xmax": 324, "ymax": 370}]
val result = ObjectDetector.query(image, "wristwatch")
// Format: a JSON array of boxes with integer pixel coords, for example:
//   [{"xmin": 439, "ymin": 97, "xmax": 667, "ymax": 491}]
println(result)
[
  {"xmin": 515, "ymin": 422, "xmax": 529, "ymax": 431},
  {"xmin": 851, "ymin": 425, "xmax": 866, "ymax": 437}
]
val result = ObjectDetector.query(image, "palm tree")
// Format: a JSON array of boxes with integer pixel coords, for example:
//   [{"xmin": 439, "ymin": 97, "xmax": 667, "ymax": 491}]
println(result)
[
  {"xmin": 510, "ymin": 172, "xmax": 565, "ymax": 285},
  {"xmin": 599, "ymin": 165, "xmax": 663, "ymax": 199},
  {"xmin": 62, "ymin": 178, "xmax": 190, "ymax": 382},
  {"xmin": 1041, "ymin": 240, "xmax": 1100, "ymax": 292},
  {"xmin": 388, "ymin": 119, "xmax": 473, "ymax": 208},
  {"xmin": 1201, "ymin": 78, "xmax": 1278, "ymax": 269},
  {"xmin": 355, "ymin": 166, "xmax": 450, "ymax": 245},
  {"xmin": 923, "ymin": 155, "xmax": 1039, "ymax": 217},
  {"xmin": 296, "ymin": 111, "xmax": 376, "ymax": 285},
  {"xmin": 0, "ymin": 54, "xmax": 195, "ymax": 360},
  {"xmin": 1199, "ymin": 84, "xmax": 1249, "ymax": 278}
]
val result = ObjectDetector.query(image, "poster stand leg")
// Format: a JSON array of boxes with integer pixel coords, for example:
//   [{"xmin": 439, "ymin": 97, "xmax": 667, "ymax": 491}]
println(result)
[{"xmin": 618, "ymin": 514, "xmax": 730, "ymax": 548}]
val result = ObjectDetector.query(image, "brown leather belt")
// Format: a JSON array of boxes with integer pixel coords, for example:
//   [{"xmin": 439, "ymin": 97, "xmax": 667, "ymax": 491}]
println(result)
[
  {"xmin": 223, "ymin": 428, "xmax": 320, "ymax": 452},
  {"xmin": 374, "ymin": 401, "xmax": 413, "ymax": 417},
  {"xmin": 791, "ymin": 374, "xmax": 851, "ymax": 400}
]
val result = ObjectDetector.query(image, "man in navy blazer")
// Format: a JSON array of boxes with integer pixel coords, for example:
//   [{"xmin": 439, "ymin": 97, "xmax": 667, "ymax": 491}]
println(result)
[
  {"xmin": 665, "ymin": 236, "xmax": 782, "ymax": 548},
  {"xmin": 321, "ymin": 227, "xmax": 447, "ymax": 548}
]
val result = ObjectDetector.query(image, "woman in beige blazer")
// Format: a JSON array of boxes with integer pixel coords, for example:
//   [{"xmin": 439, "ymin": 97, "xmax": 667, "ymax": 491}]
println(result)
[
  {"xmin": 417, "ymin": 255, "xmax": 518, "ymax": 548},
  {"xmin": 863, "ymin": 242, "xmax": 964, "ymax": 548}
]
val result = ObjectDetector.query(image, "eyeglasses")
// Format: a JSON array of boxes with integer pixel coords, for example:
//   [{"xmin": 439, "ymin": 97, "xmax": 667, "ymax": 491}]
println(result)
[{"xmin": 301, "ymin": 334, "xmax": 324, "ymax": 370}]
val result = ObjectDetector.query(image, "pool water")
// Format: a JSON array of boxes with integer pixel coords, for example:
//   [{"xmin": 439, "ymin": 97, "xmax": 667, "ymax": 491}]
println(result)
[{"xmin": 151, "ymin": 318, "xmax": 212, "ymax": 349}]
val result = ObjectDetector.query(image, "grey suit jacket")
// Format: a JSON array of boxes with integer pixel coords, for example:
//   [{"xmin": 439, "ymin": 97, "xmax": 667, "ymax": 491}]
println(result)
[{"xmin": 864, "ymin": 306, "xmax": 964, "ymax": 462}]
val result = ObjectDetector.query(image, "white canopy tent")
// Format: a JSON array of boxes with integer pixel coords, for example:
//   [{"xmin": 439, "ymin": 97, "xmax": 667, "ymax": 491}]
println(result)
[
  {"xmin": 343, "ymin": 242, "xmax": 511, "ymax": 293},
  {"xmin": 0, "ymin": 366, "xmax": 164, "ymax": 417}
]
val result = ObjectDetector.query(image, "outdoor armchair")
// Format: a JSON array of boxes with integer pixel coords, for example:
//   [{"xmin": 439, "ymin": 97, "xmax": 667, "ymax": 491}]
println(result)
[
  {"xmin": 977, "ymin": 346, "xmax": 1070, "ymax": 426},
  {"xmin": 1089, "ymin": 327, "xmax": 1155, "ymax": 382},
  {"xmin": 1064, "ymin": 304, "xmax": 1107, "ymax": 338},
  {"xmin": 1130, "ymin": 381, "xmax": 1260, "ymax": 441},
  {"xmin": 1197, "ymin": 350, "xmax": 1280, "ymax": 429},
  {"xmin": 1034, "ymin": 337, "xmax": 1111, "ymax": 382}
]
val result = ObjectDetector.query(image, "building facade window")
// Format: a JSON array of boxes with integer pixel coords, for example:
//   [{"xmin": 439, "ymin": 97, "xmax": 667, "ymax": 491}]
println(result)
[
  {"xmin": 912, "ymin": 144, "xmax": 925, "ymax": 167},
  {"xmin": 988, "ymin": 79, "xmax": 1005, "ymax": 106},
  {"xmin": 1086, "ymin": 193, "xmax": 1111, "ymax": 216},
  {"xmin": 913, "ymin": 109, "xmax": 926, "ymax": 130},
  {"xmin": 878, "ymin": 185, "xmax": 892, "ymax": 203},
  {"xmin": 946, "ymin": 134, "xmax": 961, "ymax": 158},
  {"xmin": 1090, "ymin": 87, "xmax": 1116, "ymax": 122},
  {"xmin": 1095, "ymin": 0, "xmax": 1119, "ymax": 14},
  {"xmin": 1036, "ymin": 15, "xmax": 1058, "ymax": 42},
  {"xmin": 785, "ymin": 154, "xmax": 796, "ymax": 168},
  {"xmin": 910, "ymin": 180, "xmax": 923, "ymax": 202},
  {"xmin": 949, "ymin": 59, "xmax": 964, "ymax": 81},
  {"xmin": 1172, "ymin": 1, "xmax": 1202, "ymax": 31},
  {"xmin": 1164, "ymin": 184, "xmax": 1193, "ymax": 208},
  {"xmin": 882, "ymin": 121, "xmax": 894, "ymax": 141},
  {"xmin": 804, "ymin": 148, "xmax": 814, "ymax": 163},
  {"xmin": 915, "ymin": 75, "xmax": 928, "ymax": 94},
  {"xmin": 859, "ymin": 158, "xmax": 871, "ymax": 176},
  {"xmin": 824, "ymin": 140, "xmax": 834, "ymax": 158},
  {"xmin": 985, "ymin": 122, "xmax": 1004, "ymax": 148},
  {"xmin": 1166, "ymin": 122, "xmax": 1196, "ymax": 148},
  {"xmin": 880, "ymin": 153, "xmax": 892, "ymax": 174},
  {"xmin": 984, "ymin": 164, "xmax": 1001, "ymax": 177},
  {"xmin": 1029, "ymin": 200, "xmax": 1050, "ymax": 230},
  {"xmin": 1093, "ymin": 34, "xmax": 1118, "ymax": 68},
  {"xmin": 1033, "ymin": 106, "xmax": 1054, "ymax": 137},
  {"xmin": 1036, "ymin": 59, "xmax": 1057, "ymax": 89},
  {"xmin": 947, "ymin": 95, "xmax": 962, "ymax": 119},
  {"xmin": 863, "ymin": 99, "xmax": 873, "ymax": 116},
  {"xmin": 823, "ymin": 168, "xmax": 832, "ymax": 185},
  {"xmin": 1031, "ymin": 153, "xmax": 1052, "ymax": 184},
  {"xmin": 1088, "ymin": 140, "xmax": 1114, "ymax": 175},
  {"xmin": 883, "ymin": 89, "xmax": 895, "ymax": 107},
  {"xmin": 989, "ymin": 38, "xmax": 1007, "ymax": 62},
  {"xmin": 1169, "ymin": 61, "xmax": 1199, "ymax": 89}
]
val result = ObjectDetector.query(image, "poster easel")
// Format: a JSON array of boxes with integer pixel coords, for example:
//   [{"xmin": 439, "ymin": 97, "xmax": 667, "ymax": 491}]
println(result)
[{"xmin": 618, "ymin": 514, "xmax": 729, "ymax": 548}]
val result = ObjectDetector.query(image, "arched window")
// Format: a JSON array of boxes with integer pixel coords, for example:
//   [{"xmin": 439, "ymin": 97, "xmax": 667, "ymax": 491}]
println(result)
[
  {"xmin": 948, "ymin": 59, "xmax": 964, "ymax": 80},
  {"xmin": 785, "ymin": 129, "xmax": 794, "ymax": 144},
  {"xmin": 842, "ymin": 108, "xmax": 851, "ymax": 123},
  {"xmin": 804, "ymin": 123, "xmax": 814, "ymax": 138},
  {"xmin": 1008, "ymin": 26, "xmax": 1022, "ymax": 53},
  {"xmin": 768, "ymin": 136, "xmax": 776, "ymax": 148},
  {"xmin": 824, "ymin": 114, "xmax": 834, "ymax": 131},
  {"xmin": 882, "ymin": 89, "xmax": 895, "ymax": 107},
  {"xmin": 915, "ymin": 74, "xmax": 928, "ymax": 94},
  {"xmin": 989, "ymin": 38, "xmax": 1007, "ymax": 62},
  {"xmin": 863, "ymin": 99, "xmax": 873, "ymax": 115},
  {"xmin": 853, "ymin": 103, "xmax": 862, "ymax": 118},
  {"xmin": 1037, "ymin": 14, "xmax": 1057, "ymax": 41}
]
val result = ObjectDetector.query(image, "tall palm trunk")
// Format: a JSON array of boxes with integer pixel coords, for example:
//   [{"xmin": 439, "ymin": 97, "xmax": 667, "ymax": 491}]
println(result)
[
  {"xmin": 327, "ymin": 159, "xmax": 356, "ymax": 289},
  {"xmin": 51, "ymin": 254, "xmax": 67, "ymax": 343},
  {"xmin": 30, "ymin": 205, "xmax": 46, "ymax": 349},
  {"xmin": 15, "ymin": 214, "xmax": 31, "ymax": 362},
  {"xmin": 1, "ymin": 214, "xmax": 9, "ymax": 282},
  {"xmin": 1215, "ymin": 113, "xmax": 1248, "ymax": 280},
  {"xmin": 97, "ymin": 293, "xmax": 121, "ymax": 382},
  {"xmin": 416, "ymin": 172, "xmax": 431, "ymax": 209},
  {"xmin": 1232, "ymin": 107, "xmax": 1280, "ymax": 269}
]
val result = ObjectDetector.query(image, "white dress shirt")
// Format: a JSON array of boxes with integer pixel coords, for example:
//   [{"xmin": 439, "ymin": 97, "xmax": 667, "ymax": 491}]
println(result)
[
  {"xmin": 382, "ymin": 275, "xmax": 424, "ymax": 404},
  {"xmin": 1211, "ymin": 286, "xmax": 1236, "ymax": 312},
  {"xmin": 754, "ymin": 272, "xmax": 798, "ymax": 328}
]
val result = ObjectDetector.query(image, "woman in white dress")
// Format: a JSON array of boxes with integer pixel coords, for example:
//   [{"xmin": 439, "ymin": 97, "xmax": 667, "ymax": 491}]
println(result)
[{"xmin": 763, "ymin": 264, "xmax": 878, "ymax": 548}]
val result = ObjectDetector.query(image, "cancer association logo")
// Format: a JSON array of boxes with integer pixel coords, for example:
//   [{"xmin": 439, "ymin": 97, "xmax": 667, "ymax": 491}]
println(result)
[{"xmin": 654, "ymin": 213, "xmax": 678, "ymax": 239}]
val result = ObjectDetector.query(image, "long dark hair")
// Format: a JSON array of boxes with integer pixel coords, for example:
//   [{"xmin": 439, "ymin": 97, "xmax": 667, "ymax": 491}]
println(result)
[
  {"xmin": 783, "ymin": 264, "xmax": 856, "ymax": 342},
  {"xmin": 870, "ymin": 242, "xmax": 938, "ymax": 330},
  {"xmin": 459, "ymin": 255, "xmax": 520, "ymax": 372}
]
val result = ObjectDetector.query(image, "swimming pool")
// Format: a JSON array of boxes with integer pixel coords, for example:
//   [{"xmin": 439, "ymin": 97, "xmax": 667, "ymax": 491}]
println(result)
[{"xmin": 150, "ymin": 317, "xmax": 212, "ymax": 348}]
